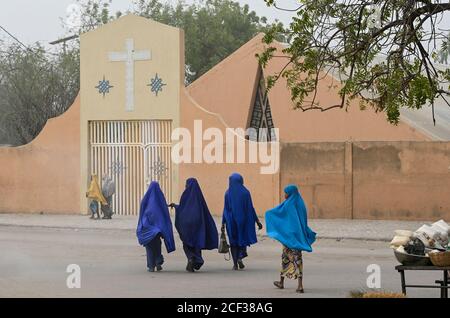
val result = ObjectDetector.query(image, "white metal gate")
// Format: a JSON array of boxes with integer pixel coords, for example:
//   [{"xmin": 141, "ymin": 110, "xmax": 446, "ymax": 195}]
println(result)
[{"xmin": 89, "ymin": 120, "xmax": 172, "ymax": 216}]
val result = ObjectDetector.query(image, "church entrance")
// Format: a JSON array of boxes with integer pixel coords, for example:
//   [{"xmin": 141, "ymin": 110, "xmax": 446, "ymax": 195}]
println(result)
[{"xmin": 89, "ymin": 120, "xmax": 172, "ymax": 216}]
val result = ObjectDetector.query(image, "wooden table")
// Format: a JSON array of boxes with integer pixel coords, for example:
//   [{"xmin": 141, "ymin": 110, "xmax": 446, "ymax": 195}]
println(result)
[{"xmin": 395, "ymin": 265, "xmax": 450, "ymax": 298}]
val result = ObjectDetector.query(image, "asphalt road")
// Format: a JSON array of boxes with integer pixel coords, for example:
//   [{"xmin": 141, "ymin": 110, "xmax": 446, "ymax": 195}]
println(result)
[{"xmin": 0, "ymin": 225, "xmax": 443, "ymax": 298}]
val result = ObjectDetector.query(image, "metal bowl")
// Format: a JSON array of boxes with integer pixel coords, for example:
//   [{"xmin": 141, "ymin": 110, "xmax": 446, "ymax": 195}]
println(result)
[{"xmin": 394, "ymin": 249, "xmax": 432, "ymax": 266}]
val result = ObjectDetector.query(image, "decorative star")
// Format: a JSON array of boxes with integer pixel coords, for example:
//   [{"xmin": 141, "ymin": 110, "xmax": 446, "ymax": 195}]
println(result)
[
  {"xmin": 95, "ymin": 76, "xmax": 113, "ymax": 97},
  {"xmin": 150, "ymin": 158, "xmax": 168, "ymax": 177},
  {"xmin": 147, "ymin": 73, "xmax": 166, "ymax": 96},
  {"xmin": 109, "ymin": 160, "xmax": 127, "ymax": 175}
]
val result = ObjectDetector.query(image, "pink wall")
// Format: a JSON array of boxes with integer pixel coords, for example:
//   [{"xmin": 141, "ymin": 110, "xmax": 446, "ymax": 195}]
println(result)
[
  {"xmin": 280, "ymin": 141, "xmax": 450, "ymax": 220},
  {"xmin": 0, "ymin": 96, "xmax": 81, "ymax": 214},
  {"xmin": 352, "ymin": 141, "xmax": 450, "ymax": 220}
]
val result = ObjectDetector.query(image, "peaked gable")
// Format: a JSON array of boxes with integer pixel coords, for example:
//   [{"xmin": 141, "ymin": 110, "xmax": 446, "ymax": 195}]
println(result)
[{"xmin": 187, "ymin": 34, "xmax": 429, "ymax": 142}]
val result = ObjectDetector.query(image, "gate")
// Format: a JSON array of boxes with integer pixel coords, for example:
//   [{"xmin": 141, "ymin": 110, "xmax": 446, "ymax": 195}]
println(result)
[{"xmin": 89, "ymin": 120, "xmax": 172, "ymax": 216}]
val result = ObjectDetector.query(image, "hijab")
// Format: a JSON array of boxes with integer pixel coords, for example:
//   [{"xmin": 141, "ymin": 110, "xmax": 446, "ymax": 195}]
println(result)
[
  {"xmin": 222, "ymin": 173, "xmax": 258, "ymax": 246},
  {"xmin": 136, "ymin": 181, "xmax": 175, "ymax": 253},
  {"xmin": 265, "ymin": 184, "xmax": 316, "ymax": 251},
  {"xmin": 175, "ymin": 178, "xmax": 218, "ymax": 250},
  {"xmin": 86, "ymin": 175, "xmax": 107, "ymax": 205}
]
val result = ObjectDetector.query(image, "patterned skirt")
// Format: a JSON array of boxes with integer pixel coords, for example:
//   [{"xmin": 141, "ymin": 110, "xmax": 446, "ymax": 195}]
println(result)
[{"xmin": 280, "ymin": 246, "xmax": 303, "ymax": 280}]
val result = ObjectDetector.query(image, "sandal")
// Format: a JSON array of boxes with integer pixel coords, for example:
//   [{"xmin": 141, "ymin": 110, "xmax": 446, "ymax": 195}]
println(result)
[{"xmin": 273, "ymin": 281, "xmax": 284, "ymax": 289}]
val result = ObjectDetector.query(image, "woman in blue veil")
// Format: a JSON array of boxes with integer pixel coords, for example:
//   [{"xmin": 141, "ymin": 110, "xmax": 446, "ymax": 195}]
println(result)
[
  {"xmin": 265, "ymin": 184, "xmax": 316, "ymax": 293},
  {"xmin": 222, "ymin": 173, "xmax": 263, "ymax": 270},
  {"xmin": 170, "ymin": 178, "xmax": 218, "ymax": 272},
  {"xmin": 136, "ymin": 181, "xmax": 175, "ymax": 272}
]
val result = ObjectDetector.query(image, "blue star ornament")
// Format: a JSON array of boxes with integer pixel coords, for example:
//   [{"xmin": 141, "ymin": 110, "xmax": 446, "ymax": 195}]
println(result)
[
  {"xmin": 109, "ymin": 160, "xmax": 127, "ymax": 175},
  {"xmin": 148, "ymin": 73, "xmax": 166, "ymax": 96},
  {"xmin": 150, "ymin": 158, "xmax": 168, "ymax": 177},
  {"xmin": 96, "ymin": 76, "xmax": 113, "ymax": 97}
]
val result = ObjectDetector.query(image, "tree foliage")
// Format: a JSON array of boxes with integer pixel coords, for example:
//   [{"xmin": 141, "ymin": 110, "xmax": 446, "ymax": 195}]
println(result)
[
  {"xmin": 261, "ymin": 0, "xmax": 450, "ymax": 124},
  {"xmin": 437, "ymin": 32, "xmax": 450, "ymax": 64},
  {"xmin": 0, "ymin": 42, "xmax": 79, "ymax": 145}
]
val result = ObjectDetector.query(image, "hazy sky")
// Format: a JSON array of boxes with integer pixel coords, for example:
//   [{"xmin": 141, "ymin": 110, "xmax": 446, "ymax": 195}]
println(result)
[{"xmin": 0, "ymin": 0, "xmax": 298, "ymax": 45}]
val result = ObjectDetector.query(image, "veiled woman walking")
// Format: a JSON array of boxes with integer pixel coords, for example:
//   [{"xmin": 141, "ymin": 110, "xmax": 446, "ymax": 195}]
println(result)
[
  {"xmin": 265, "ymin": 184, "xmax": 316, "ymax": 293},
  {"xmin": 172, "ymin": 178, "xmax": 218, "ymax": 272},
  {"xmin": 136, "ymin": 181, "xmax": 175, "ymax": 272},
  {"xmin": 86, "ymin": 174, "xmax": 106, "ymax": 220},
  {"xmin": 222, "ymin": 173, "xmax": 263, "ymax": 270}
]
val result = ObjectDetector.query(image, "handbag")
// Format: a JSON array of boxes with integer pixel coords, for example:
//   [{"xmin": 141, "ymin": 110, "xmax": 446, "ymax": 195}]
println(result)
[{"xmin": 218, "ymin": 227, "xmax": 231, "ymax": 261}]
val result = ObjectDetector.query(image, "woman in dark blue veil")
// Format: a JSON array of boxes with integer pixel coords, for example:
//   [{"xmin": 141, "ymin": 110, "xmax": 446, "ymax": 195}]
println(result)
[
  {"xmin": 222, "ymin": 173, "xmax": 263, "ymax": 270},
  {"xmin": 171, "ymin": 178, "xmax": 218, "ymax": 272},
  {"xmin": 137, "ymin": 181, "xmax": 175, "ymax": 272}
]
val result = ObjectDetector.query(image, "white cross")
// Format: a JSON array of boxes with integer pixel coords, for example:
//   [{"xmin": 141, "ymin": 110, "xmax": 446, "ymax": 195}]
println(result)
[{"xmin": 108, "ymin": 38, "xmax": 151, "ymax": 112}]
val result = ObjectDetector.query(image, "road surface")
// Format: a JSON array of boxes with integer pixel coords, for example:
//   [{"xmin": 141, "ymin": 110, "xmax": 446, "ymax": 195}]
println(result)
[{"xmin": 0, "ymin": 225, "xmax": 442, "ymax": 298}]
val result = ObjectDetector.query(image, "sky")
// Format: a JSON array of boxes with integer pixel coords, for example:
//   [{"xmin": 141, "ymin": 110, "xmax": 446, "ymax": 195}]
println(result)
[{"xmin": 0, "ymin": 0, "xmax": 298, "ymax": 46}]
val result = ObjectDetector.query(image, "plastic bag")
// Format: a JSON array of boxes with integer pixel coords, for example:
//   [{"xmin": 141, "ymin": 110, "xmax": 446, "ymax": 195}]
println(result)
[
  {"xmin": 404, "ymin": 238, "xmax": 425, "ymax": 256},
  {"xmin": 416, "ymin": 223, "xmax": 448, "ymax": 248},
  {"xmin": 390, "ymin": 235, "xmax": 410, "ymax": 247},
  {"xmin": 433, "ymin": 220, "xmax": 450, "ymax": 235},
  {"xmin": 415, "ymin": 231, "xmax": 445, "ymax": 250}
]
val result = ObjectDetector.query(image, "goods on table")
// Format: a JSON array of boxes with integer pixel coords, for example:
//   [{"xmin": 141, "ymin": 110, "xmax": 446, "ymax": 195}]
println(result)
[
  {"xmin": 393, "ymin": 248, "xmax": 432, "ymax": 266},
  {"xmin": 391, "ymin": 219, "xmax": 450, "ymax": 266}
]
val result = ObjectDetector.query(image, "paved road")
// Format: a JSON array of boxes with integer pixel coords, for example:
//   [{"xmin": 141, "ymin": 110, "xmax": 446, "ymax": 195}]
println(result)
[{"xmin": 0, "ymin": 226, "xmax": 442, "ymax": 298}]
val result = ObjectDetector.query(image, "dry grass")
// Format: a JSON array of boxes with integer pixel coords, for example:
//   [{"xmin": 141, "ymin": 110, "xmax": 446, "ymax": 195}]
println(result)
[{"xmin": 349, "ymin": 290, "xmax": 406, "ymax": 298}]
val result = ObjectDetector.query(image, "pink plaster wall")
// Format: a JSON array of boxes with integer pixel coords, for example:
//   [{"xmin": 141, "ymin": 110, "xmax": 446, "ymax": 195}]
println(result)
[
  {"xmin": 280, "ymin": 141, "xmax": 450, "ymax": 220},
  {"xmin": 352, "ymin": 141, "xmax": 450, "ymax": 220},
  {"xmin": 0, "ymin": 96, "xmax": 81, "ymax": 214}
]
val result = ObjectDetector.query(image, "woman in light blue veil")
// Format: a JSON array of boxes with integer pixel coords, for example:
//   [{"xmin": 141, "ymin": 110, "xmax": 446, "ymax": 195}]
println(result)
[{"xmin": 265, "ymin": 184, "xmax": 316, "ymax": 293}]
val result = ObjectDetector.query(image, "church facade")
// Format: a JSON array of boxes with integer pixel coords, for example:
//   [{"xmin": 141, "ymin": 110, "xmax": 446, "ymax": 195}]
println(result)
[
  {"xmin": 1, "ymin": 15, "xmax": 448, "ymax": 220},
  {"xmin": 79, "ymin": 15, "xmax": 183, "ymax": 215}
]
